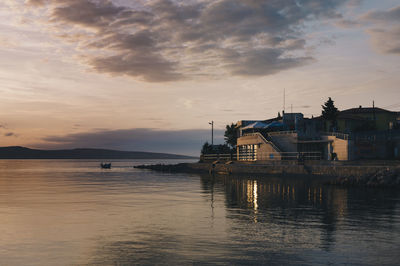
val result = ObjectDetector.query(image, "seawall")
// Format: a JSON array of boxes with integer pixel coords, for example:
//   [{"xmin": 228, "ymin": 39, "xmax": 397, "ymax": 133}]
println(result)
[
  {"xmin": 185, "ymin": 163, "xmax": 393, "ymax": 177},
  {"xmin": 135, "ymin": 162, "xmax": 393, "ymax": 177},
  {"xmin": 134, "ymin": 162, "xmax": 400, "ymax": 187}
]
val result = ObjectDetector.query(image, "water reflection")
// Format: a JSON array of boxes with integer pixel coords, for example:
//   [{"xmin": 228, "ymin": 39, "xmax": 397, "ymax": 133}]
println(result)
[
  {"xmin": 200, "ymin": 174, "xmax": 400, "ymax": 255},
  {"xmin": 0, "ymin": 160, "xmax": 399, "ymax": 265}
]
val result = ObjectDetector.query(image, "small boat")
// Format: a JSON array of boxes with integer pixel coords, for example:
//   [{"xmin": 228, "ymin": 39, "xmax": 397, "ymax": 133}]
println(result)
[{"xmin": 100, "ymin": 163, "xmax": 111, "ymax": 169}]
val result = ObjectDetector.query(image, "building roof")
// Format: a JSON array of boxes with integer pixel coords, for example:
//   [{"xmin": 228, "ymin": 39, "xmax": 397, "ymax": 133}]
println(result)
[
  {"xmin": 264, "ymin": 121, "xmax": 286, "ymax": 129},
  {"xmin": 236, "ymin": 120, "xmax": 263, "ymax": 128},
  {"xmin": 241, "ymin": 121, "xmax": 269, "ymax": 130},
  {"xmin": 312, "ymin": 107, "xmax": 397, "ymax": 121},
  {"xmin": 340, "ymin": 107, "xmax": 397, "ymax": 115},
  {"xmin": 237, "ymin": 116, "xmax": 282, "ymax": 128}
]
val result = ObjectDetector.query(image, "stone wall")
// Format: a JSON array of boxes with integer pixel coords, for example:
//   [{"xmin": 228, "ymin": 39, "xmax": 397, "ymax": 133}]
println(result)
[{"xmin": 185, "ymin": 162, "xmax": 391, "ymax": 178}]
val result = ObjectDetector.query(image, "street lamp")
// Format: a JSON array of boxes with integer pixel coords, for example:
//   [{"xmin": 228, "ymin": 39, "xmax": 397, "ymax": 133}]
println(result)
[{"xmin": 209, "ymin": 121, "xmax": 214, "ymax": 146}]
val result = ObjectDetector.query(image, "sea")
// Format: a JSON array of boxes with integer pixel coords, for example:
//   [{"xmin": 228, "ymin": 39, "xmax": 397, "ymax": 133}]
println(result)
[{"xmin": 0, "ymin": 159, "xmax": 399, "ymax": 265}]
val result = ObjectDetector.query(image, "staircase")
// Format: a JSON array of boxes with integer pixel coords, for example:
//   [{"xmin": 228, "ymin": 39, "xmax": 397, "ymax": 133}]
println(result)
[
  {"xmin": 243, "ymin": 132, "xmax": 281, "ymax": 153},
  {"xmin": 267, "ymin": 132, "xmax": 298, "ymax": 152}
]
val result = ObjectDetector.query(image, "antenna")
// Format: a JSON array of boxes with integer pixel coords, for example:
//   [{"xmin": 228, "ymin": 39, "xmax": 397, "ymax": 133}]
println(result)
[
  {"xmin": 373, "ymin": 100, "xmax": 376, "ymax": 121},
  {"xmin": 283, "ymin": 88, "xmax": 286, "ymax": 113},
  {"xmin": 291, "ymin": 104, "xmax": 293, "ymax": 113}
]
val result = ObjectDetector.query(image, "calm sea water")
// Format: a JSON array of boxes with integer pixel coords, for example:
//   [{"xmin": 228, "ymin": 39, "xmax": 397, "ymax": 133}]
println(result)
[{"xmin": 0, "ymin": 159, "xmax": 399, "ymax": 265}]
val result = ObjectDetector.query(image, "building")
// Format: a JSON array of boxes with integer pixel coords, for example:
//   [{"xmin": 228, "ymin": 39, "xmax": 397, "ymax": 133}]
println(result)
[
  {"xmin": 236, "ymin": 106, "xmax": 400, "ymax": 162},
  {"xmin": 336, "ymin": 106, "xmax": 398, "ymax": 132}
]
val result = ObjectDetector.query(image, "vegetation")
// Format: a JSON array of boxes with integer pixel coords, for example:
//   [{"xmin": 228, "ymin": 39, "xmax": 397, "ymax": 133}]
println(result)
[
  {"xmin": 200, "ymin": 123, "xmax": 237, "ymax": 155},
  {"xmin": 322, "ymin": 97, "xmax": 339, "ymax": 131},
  {"xmin": 322, "ymin": 97, "xmax": 339, "ymax": 120},
  {"xmin": 201, "ymin": 142, "xmax": 231, "ymax": 155},
  {"xmin": 224, "ymin": 123, "xmax": 238, "ymax": 150}
]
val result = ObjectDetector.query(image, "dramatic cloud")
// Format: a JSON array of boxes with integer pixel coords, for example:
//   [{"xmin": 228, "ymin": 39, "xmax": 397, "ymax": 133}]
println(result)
[
  {"xmin": 361, "ymin": 6, "xmax": 400, "ymax": 55},
  {"xmin": 24, "ymin": 0, "xmax": 351, "ymax": 81},
  {"xmin": 37, "ymin": 128, "xmax": 225, "ymax": 155}
]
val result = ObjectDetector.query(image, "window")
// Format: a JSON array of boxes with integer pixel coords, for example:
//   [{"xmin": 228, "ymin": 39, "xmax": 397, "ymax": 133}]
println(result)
[{"xmin": 238, "ymin": 144, "xmax": 258, "ymax": 161}]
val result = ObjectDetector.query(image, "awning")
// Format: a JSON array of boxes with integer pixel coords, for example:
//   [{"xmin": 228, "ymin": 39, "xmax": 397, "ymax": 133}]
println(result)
[{"xmin": 241, "ymin": 121, "xmax": 268, "ymax": 130}]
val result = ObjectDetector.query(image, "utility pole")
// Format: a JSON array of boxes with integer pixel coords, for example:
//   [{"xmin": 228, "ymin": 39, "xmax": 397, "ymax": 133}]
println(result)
[{"xmin": 209, "ymin": 121, "xmax": 214, "ymax": 146}]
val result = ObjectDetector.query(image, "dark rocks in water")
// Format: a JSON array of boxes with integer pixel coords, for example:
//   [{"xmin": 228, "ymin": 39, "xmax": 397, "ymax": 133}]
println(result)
[
  {"xmin": 134, "ymin": 163, "xmax": 207, "ymax": 173},
  {"xmin": 329, "ymin": 167, "xmax": 400, "ymax": 187}
]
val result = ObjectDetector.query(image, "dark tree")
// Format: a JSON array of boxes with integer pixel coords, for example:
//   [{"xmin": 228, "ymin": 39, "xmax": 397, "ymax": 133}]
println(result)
[
  {"xmin": 201, "ymin": 142, "xmax": 211, "ymax": 154},
  {"xmin": 201, "ymin": 142, "xmax": 231, "ymax": 154},
  {"xmin": 321, "ymin": 97, "xmax": 339, "ymax": 131},
  {"xmin": 277, "ymin": 112, "xmax": 282, "ymax": 119},
  {"xmin": 224, "ymin": 123, "xmax": 237, "ymax": 149},
  {"xmin": 322, "ymin": 97, "xmax": 339, "ymax": 121}
]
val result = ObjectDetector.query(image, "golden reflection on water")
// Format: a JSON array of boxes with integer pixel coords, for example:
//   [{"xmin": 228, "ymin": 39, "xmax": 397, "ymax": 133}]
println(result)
[
  {"xmin": 245, "ymin": 180, "xmax": 259, "ymax": 222},
  {"xmin": 224, "ymin": 176, "xmax": 350, "ymax": 222},
  {"xmin": 253, "ymin": 181, "xmax": 258, "ymax": 211}
]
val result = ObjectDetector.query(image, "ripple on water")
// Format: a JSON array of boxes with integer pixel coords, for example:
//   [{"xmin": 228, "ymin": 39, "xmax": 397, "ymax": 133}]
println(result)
[{"xmin": 0, "ymin": 159, "xmax": 399, "ymax": 265}]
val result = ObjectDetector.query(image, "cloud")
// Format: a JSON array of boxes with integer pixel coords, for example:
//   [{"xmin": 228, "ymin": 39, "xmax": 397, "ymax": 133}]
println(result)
[
  {"xmin": 361, "ymin": 6, "xmax": 400, "ymax": 24},
  {"xmin": 36, "ymin": 128, "xmax": 225, "ymax": 156},
  {"xmin": 25, "ymin": 0, "xmax": 46, "ymax": 6},
  {"xmin": 222, "ymin": 48, "xmax": 314, "ymax": 76},
  {"xmin": 360, "ymin": 6, "xmax": 400, "ymax": 55},
  {"xmin": 24, "ymin": 0, "xmax": 351, "ymax": 82},
  {"xmin": 335, "ymin": 19, "xmax": 361, "ymax": 28},
  {"xmin": 4, "ymin": 132, "xmax": 16, "ymax": 137},
  {"xmin": 365, "ymin": 27, "xmax": 400, "ymax": 55}
]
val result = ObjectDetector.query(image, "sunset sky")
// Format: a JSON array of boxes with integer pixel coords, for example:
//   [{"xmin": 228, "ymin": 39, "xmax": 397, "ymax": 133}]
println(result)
[{"xmin": 0, "ymin": 0, "xmax": 399, "ymax": 155}]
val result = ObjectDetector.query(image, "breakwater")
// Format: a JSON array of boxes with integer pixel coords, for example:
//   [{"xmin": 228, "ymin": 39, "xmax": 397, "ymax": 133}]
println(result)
[{"xmin": 134, "ymin": 162, "xmax": 400, "ymax": 187}]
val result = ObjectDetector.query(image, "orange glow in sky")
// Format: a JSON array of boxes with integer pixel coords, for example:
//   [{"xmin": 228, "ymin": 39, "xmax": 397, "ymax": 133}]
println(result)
[{"xmin": 0, "ymin": 0, "xmax": 399, "ymax": 154}]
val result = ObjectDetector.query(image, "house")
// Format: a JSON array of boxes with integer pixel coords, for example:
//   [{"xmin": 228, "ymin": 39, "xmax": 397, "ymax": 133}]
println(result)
[
  {"xmin": 236, "ymin": 106, "xmax": 400, "ymax": 162},
  {"xmin": 336, "ymin": 106, "xmax": 398, "ymax": 132}
]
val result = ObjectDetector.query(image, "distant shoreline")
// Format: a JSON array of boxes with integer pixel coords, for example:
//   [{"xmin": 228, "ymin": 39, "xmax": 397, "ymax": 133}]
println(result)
[{"xmin": 0, "ymin": 146, "xmax": 197, "ymax": 160}]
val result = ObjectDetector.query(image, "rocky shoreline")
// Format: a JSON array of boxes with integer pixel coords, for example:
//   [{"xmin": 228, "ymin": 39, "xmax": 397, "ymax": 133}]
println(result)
[
  {"xmin": 134, "ymin": 162, "xmax": 400, "ymax": 188},
  {"xmin": 328, "ymin": 167, "xmax": 400, "ymax": 187},
  {"xmin": 134, "ymin": 163, "xmax": 205, "ymax": 173}
]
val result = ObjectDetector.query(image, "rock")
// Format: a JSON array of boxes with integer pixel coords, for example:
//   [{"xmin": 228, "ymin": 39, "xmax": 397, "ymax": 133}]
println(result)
[{"xmin": 330, "ymin": 166, "xmax": 400, "ymax": 187}]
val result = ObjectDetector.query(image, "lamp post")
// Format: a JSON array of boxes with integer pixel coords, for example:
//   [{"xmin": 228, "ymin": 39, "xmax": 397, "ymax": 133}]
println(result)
[{"xmin": 209, "ymin": 121, "xmax": 214, "ymax": 146}]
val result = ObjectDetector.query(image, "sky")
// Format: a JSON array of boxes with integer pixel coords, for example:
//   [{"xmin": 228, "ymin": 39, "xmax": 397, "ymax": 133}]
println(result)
[{"xmin": 0, "ymin": 0, "xmax": 399, "ymax": 155}]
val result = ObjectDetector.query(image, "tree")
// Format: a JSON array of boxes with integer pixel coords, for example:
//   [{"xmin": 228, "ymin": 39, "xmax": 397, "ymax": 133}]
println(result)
[
  {"xmin": 201, "ymin": 142, "xmax": 231, "ymax": 154},
  {"xmin": 321, "ymin": 97, "xmax": 339, "ymax": 131},
  {"xmin": 322, "ymin": 97, "xmax": 338, "ymax": 120},
  {"xmin": 201, "ymin": 142, "xmax": 212, "ymax": 154},
  {"xmin": 224, "ymin": 123, "xmax": 237, "ymax": 149}
]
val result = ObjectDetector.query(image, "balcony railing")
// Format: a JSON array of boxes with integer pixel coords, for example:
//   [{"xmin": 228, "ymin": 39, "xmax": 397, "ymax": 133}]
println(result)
[
  {"xmin": 321, "ymin": 132, "xmax": 350, "ymax": 140},
  {"xmin": 201, "ymin": 151, "xmax": 322, "ymax": 162},
  {"xmin": 267, "ymin": 130, "xmax": 297, "ymax": 136}
]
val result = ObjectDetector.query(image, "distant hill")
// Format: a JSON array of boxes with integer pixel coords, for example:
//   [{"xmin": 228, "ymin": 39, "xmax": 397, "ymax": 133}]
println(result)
[{"xmin": 0, "ymin": 146, "xmax": 196, "ymax": 159}]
